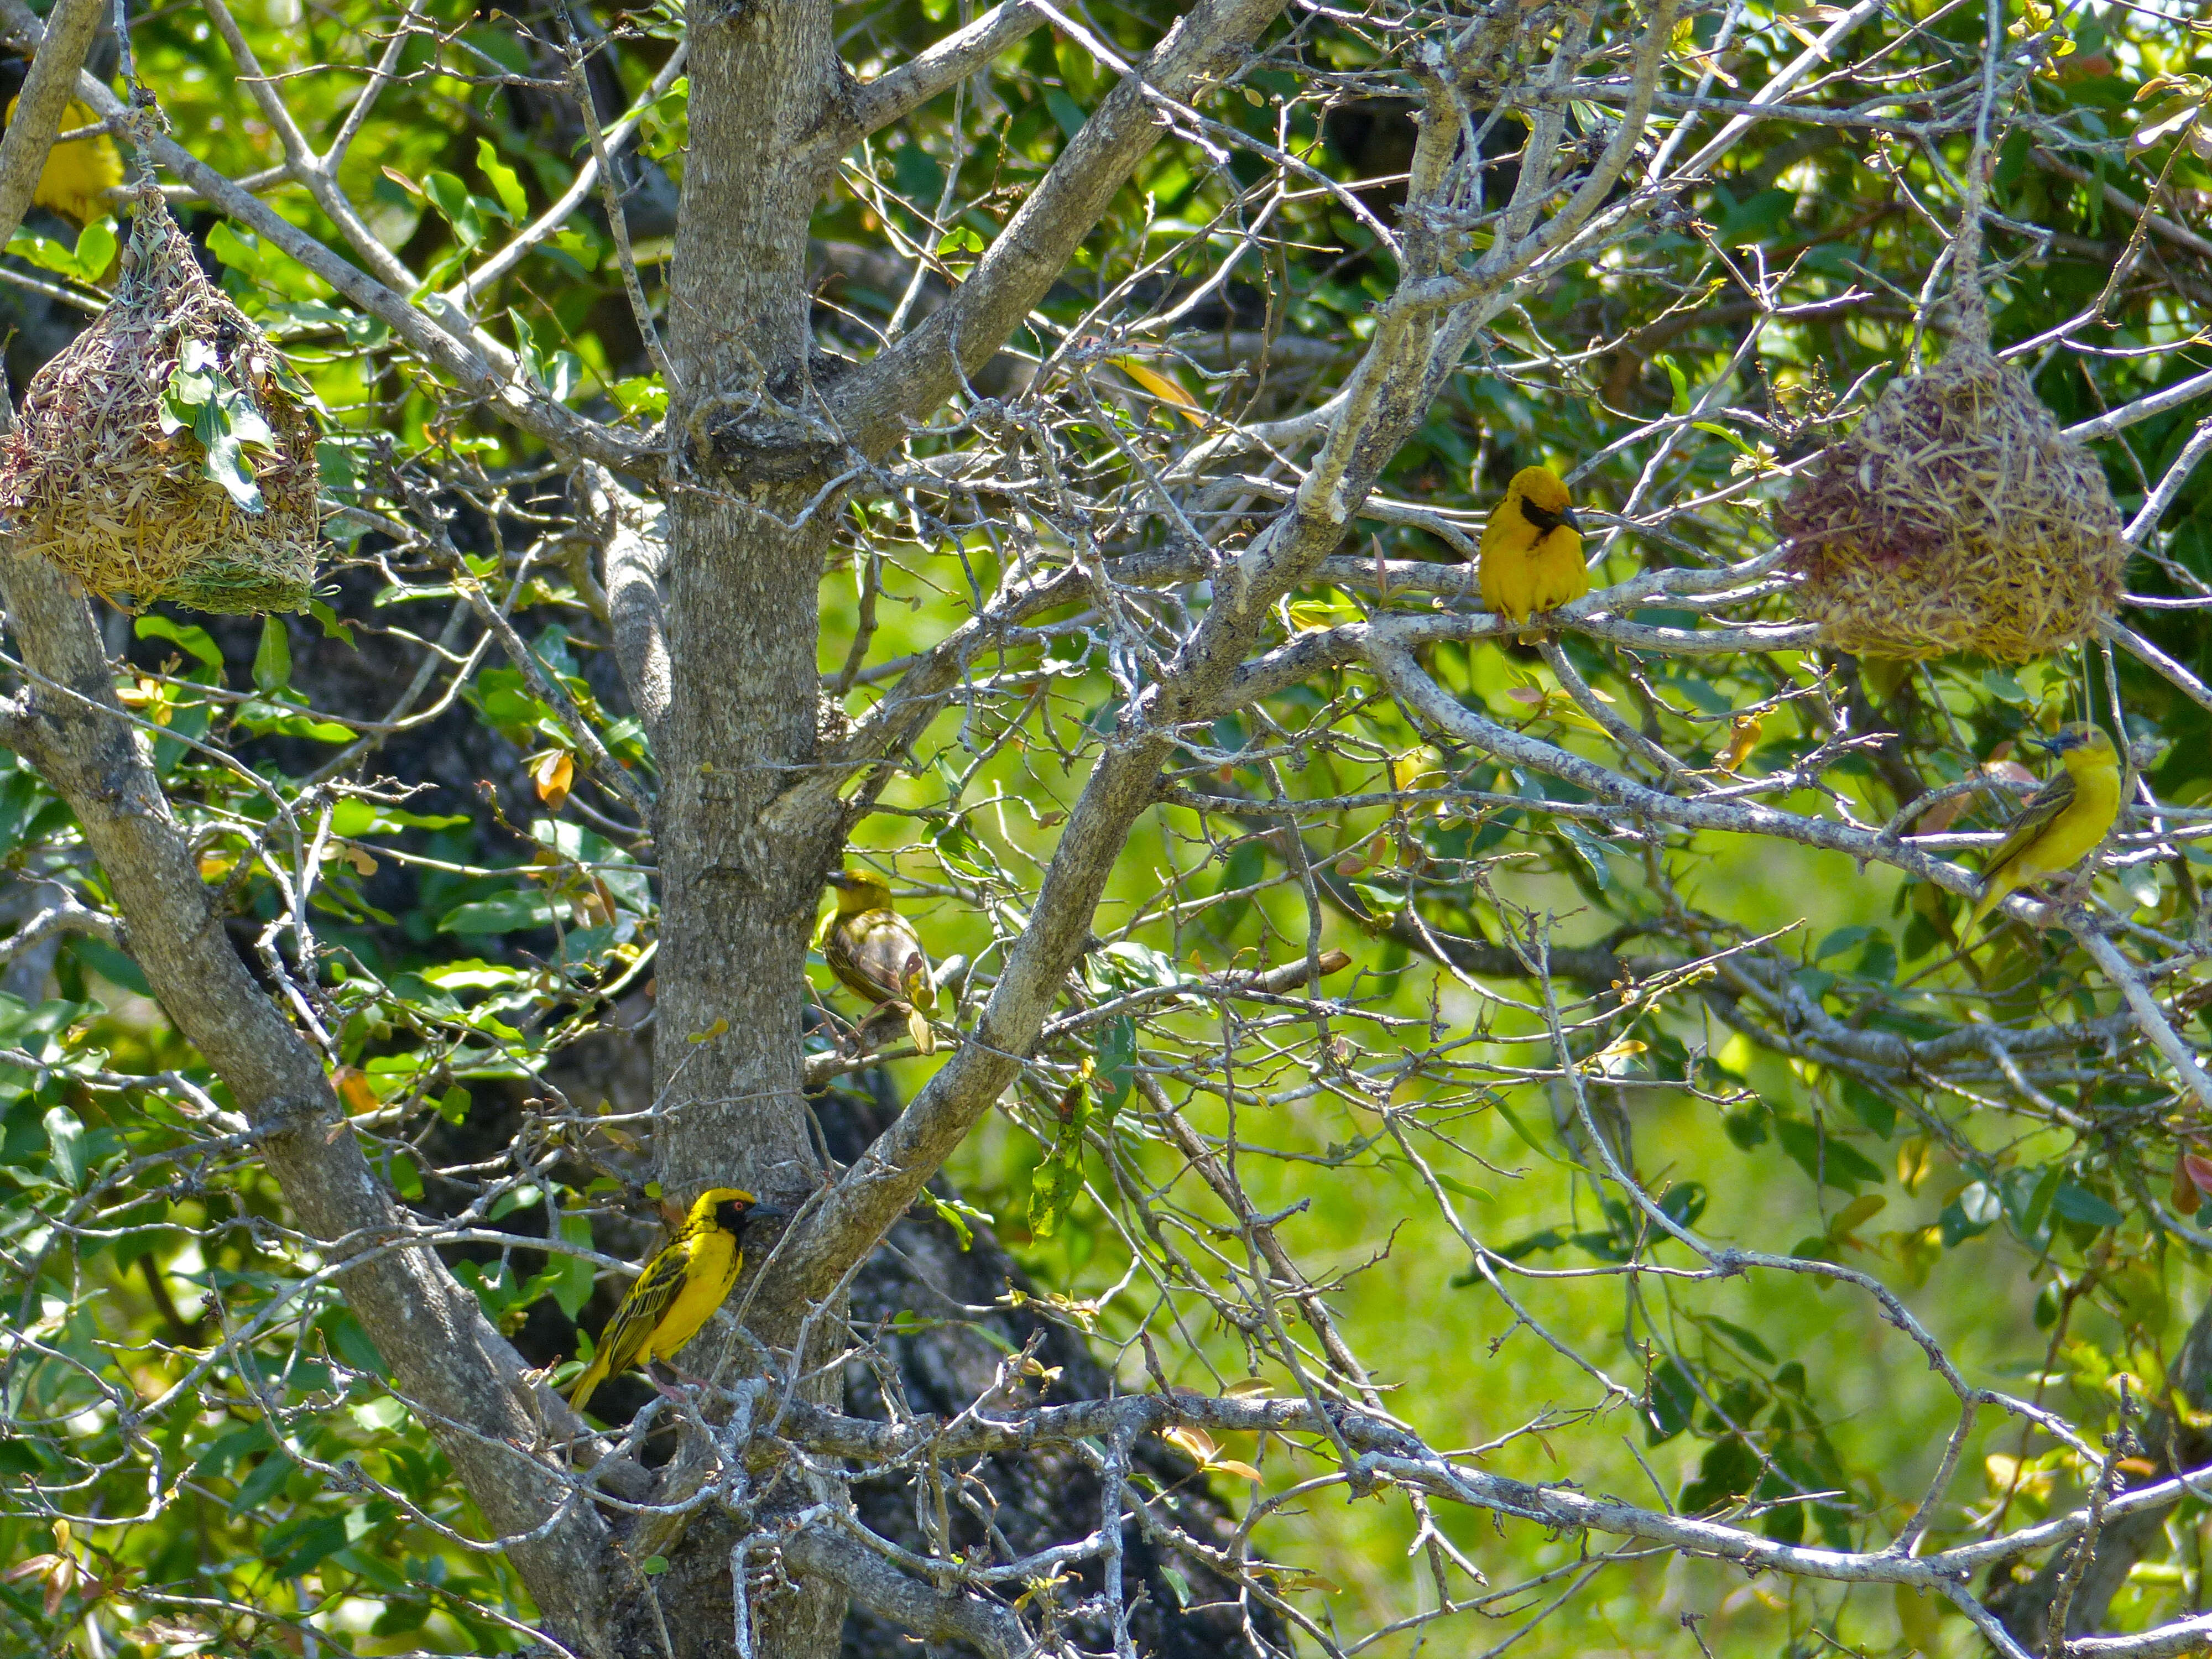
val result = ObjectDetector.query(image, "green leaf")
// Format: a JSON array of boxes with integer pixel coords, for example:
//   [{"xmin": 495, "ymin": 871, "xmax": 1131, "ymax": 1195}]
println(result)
[
  {"xmin": 1027, "ymin": 1071, "xmax": 1091, "ymax": 1239},
  {"xmin": 2051, "ymin": 1183, "xmax": 2124, "ymax": 1229},
  {"xmin": 1095, "ymin": 1014, "xmax": 1136, "ymax": 1121},
  {"xmin": 437, "ymin": 890, "xmax": 559, "ymax": 935},
  {"xmin": 135, "ymin": 614, "xmax": 223, "ymax": 671},
  {"xmin": 1491, "ymin": 1094, "xmax": 1563, "ymax": 1164},
  {"xmin": 1703, "ymin": 1316, "xmax": 1777, "ymax": 1364},
  {"xmin": 1046, "ymin": 89, "xmax": 1088, "ymax": 139},
  {"xmin": 1840, "ymin": 1078, "xmax": 1896, "ymax": 1140},
  {"xmin": 1723, "ymin": 1107, "xmax": 1769, "ymax": 1150},
  {"xmin": 422, "ymin": 170, "xmax": 485, "ymax": 248},
  {"xmin": 307, "ymin": 600, "xmax": 355, "ymax": 648},
  {"xmin": 1773, "ymin": 1119, "xmax": 1885, "ymax": 1192},
  {"xmin": 1679, "ymin": 1434, "xmax": 1761, "ymax": 1512},
  {"xmin": 1814, "ymin": 926, "xmax": 1872, "ymax": 961},
  {"xmin": 924, "ymin": 1192, "xmax": 993, "ymax": 1250},
  {"xmin": 71, "ymin": 216, "xmax": 115, "ymax": 283},
  {"xmin": 552, "ymin": 1213, "xmax": 596, "ymax": 1319},
  {"xmin": 474, "ymin": 138, "xmax": 528, "ymax": 224},
  {"xmin": 253, "ymin": 617, "xmax": 292, "ymax": 693},
  {"xmin": 195, "ymin": 389, "xmax": 267, "ymax": 512},
  {"xmin": 44, "ymin": 1105, "xmax": 84, "ymax": 1188},
  {"xmin": 1645, "ymin": 1358, "xmax": 1697, "ymax": 1444},
  {"xmin": 229, "ymin": 1451, "xmax": 295, "ymax": 1514},
  {"xmin": 273, "ymin": 1516, "xmax": 351, "ymax": 1578}
]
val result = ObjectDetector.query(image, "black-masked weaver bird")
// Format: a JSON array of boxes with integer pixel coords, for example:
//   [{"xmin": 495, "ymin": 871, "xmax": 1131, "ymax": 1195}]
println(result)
[
  {"xmin": 1958, "ymin": 721, "xmax": 2121, "ymax": 949},
  {"xmin": 565, "ymin": 1187, "xmax": 785, "ymax": 1416}
]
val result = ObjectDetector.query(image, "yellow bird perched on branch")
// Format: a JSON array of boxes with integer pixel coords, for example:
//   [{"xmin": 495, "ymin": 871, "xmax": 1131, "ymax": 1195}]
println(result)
[
  {"xmin": 1958, "ymin": 722, "xmax": 2121, "ymax": 949},
  {"xmin": 565, "ymin": 1188, "xmax": 784, "ymax": 1416},
  {"xmin": 822, "ymin": 869, "xmax": 939, "ymax": 1055},
  {"xmin": 1478, "ymin": 466, "xmax": 1588, "ymax": 633},
  {"xmin": 3, "ymin": 90, "xmax": 123, "ymax": 227}
]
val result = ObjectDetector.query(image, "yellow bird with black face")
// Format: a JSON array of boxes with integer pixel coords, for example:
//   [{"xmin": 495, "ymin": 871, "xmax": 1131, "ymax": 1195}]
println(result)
[
  {"xmin": 565, "ymin": 1187, "xmax": 784, "ymax": 1416},
  {"xmin": 1479, "ymin": 466, "xmax": 1588, "ymax": 630},
  {"xmin": 823, "ymin": 869, "xmax": 938, "ymax": 1055},
  {"xmin": 1959, "ymin": 722, "xmax": 2122, "ymax": 948}
]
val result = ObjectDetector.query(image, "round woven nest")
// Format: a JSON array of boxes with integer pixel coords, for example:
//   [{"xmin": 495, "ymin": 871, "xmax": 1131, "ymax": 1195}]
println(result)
[
  {"xmin": 0, "ymin": 180, "xmax": 319, "ymax": 613},
  {"xmin": 1777, "ymin": 342, "xmax": 2126, "ymax": 662}
]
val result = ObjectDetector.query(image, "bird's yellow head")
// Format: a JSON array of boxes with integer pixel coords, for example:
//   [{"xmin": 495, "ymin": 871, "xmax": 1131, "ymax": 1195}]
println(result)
[
  {"xmin": 690, "ymin": 1187, "xmax": 786, "ymax": 1237},
  {"xmin": 826, "ymin": 869, "xmax": 894, "ymax": 915},
  {"xmin": 1506, "ymin": 466, "xmax": 1583, "ymax": 540},
  {"xmin": 2033, "ymin": 722, "xmax": 2118, "ymax": 771}
]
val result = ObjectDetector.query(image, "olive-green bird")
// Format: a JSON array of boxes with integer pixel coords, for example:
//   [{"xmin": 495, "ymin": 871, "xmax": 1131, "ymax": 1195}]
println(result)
[
  {"xmin": 565, "ymin": 1187, "xmax": 784, "ymax": 1416},
  {"xmin": 823, "ymin": 870, "xmax": 938, "ymax": 1055},
  {"xmin": 1958, "ymin": 722, "xmax": 2122, "ymax": 949}
]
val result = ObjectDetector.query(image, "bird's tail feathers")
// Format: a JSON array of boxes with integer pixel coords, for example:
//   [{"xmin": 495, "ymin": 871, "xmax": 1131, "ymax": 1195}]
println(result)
[{"xmin": 566, "ymin": 1353, "xmax": 609, "ymax": 1415}]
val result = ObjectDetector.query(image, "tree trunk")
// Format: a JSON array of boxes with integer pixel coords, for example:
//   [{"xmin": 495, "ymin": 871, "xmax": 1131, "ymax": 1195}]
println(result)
[{"xmin": 650, "ymin": 3, "xmax": 852, "ymax": 1652}]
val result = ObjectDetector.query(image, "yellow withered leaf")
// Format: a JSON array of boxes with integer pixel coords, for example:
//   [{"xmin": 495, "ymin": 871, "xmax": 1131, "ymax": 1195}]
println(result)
[
  {"xmin": 533, "ymin": 750, "xmax": 575, "ymax": 811},
  {"xmin": 1162, "ymin": 1425, "xmax": 1217, "ymax": 1464}
]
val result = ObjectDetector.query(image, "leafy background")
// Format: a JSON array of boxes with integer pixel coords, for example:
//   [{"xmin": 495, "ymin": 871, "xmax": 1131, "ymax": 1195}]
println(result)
[{"xmin": 2, "ymin": 0, "xmax": 2210, "ymax": 1653}]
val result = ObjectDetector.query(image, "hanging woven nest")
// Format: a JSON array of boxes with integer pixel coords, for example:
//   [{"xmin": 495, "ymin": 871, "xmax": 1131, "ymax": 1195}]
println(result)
[
  {"xmin": 1777, "ymin": 342, "xmax": 2126, "ymax": 662},
  {"xmin": 1777, "ymin": 137, "xmax": 2126, "ymax": 664},
  {"xmin": 0, "ymin": 176, "xmax": 319, "ymax": 613}
]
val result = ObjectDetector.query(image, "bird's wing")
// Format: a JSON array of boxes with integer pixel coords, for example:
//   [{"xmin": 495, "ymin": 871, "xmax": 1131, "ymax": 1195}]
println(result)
[
  {"xmin": 833, "ymin": 912, "xmax": 922, "ymax": 1003},
  {"xmin": 596, "ymin": 1232, "xmax": 697, "ymax": 1377},
  {"xmin": 1982, "ymin": 769, "xmax": 2079, "ymax": 883}
]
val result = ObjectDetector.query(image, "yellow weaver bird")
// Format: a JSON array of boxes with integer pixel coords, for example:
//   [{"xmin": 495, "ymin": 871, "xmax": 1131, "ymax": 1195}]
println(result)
[
  {"xmin": 3, "ymin": 90, "xmax": 123, "ymax": 226},
  {"xmin": 822, "ymin": 869, "xmax": 938, "ymax": 1055},
  {"xmin": 1478, "ymin": 466, "xmax": 1588, "ymax": 634},
  {"xmin": 565, "ymin": 1188, "xmax": 784, "ymax": 1416},
  {"xmin": 1958, "ymin": 722, "xmax": 2121, "ymax": 949}
]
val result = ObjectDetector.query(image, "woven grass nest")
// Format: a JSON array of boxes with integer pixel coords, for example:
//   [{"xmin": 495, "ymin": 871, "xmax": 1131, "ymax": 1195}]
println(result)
[
  {"xmin": 0, "ymin": 182, "xmax": 319, "ymax": 613},
  {"xmin": 1777, "ymin": 341, "xmax": 2126, "ymax": 662}
]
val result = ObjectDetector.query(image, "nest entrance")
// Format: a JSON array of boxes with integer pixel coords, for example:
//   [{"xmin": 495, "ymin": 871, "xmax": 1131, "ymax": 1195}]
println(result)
[
  {"xmin": 1778, "ymin": 342, "xmax": 2127, "ymax": 662},
  {"xmin": 0, "ymin": 180, "xmax": 319, "ymax": 613}
]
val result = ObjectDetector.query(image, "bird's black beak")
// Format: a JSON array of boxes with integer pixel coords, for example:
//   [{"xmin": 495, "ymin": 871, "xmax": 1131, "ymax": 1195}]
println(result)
[
  {"xmin": 1557, "ymin": 506, "xmax": 1584, "ymax": 534},
  {"xmin": 2028, "ymin": 729, "xmax": 2084, "ymax": 755},
  {"xmin": 747, "ymin": 1200, "xmax": 792, "ymax": 1222},
  {"xmin": 823, "ymin": 872, "xmax": 857, "ymax": 890}
]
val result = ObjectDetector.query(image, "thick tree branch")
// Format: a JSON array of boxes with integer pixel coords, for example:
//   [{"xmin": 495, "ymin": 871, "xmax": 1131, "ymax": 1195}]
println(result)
[
  {"xmin": 842, "ymin": 1, "xmax": 1048, "ymax": 135},
  {"xmin": 0, "ymin": 0, "xmax": 101, "ymax": 242},
  {"xmin": 782, "ymin": 1526, "xmax": 1026, "ymax": 1659},
  {"xmin": 580, "ymin": 463, "xmax": 672, "ymax": 754},
  {"xmin": 763, "ymin": 1387, "xmax": 2212, "ymax": 1650},
  {"xmin": 0, "ymin": 897, "xmax": 123, "ymax": 964},
  {"xmin": 1368, "ymin": 641, "xmax": 1981, "ymax": 896}
]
